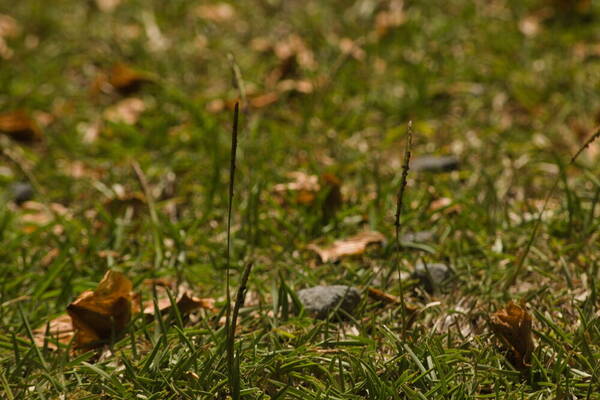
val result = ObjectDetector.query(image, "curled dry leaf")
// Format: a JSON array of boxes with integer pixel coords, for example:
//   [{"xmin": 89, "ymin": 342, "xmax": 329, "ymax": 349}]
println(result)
[
  {"xmin": 67, "ymin": 270, "xmax": 133, "ymax": 348},
  {"xmin": 104, "ymin": 97, "xmax": 146, "ymax": 125},
  {"xmin": 308, "ymin": 231, "xmax": 386, "ymax": 263},
  {"xmin": 0, "ymin": 110, "xmax": 43, "ymax": 143},
  {"xmin": 489, "ymin": 301, "xmax": 534, "ymax": 370},
  {"xmin": 32, "ymin": 314, "xmax": 74, "ymax": 350}
]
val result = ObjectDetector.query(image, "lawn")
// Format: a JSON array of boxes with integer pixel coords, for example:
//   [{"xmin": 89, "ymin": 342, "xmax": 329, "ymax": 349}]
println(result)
[{"xmin": 1, "ymin": 0, "xmax": 599, "ymax": 398}]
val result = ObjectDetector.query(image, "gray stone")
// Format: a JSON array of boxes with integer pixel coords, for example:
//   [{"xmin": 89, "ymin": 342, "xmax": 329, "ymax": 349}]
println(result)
[
  {"xmin": 10, "ymin": 182, "xmax": 34, "ymax": 205},
  {"xmin": 400, "ymin": 231, "xmax": 434, "ymax": 243},
  {"xmin": 297, "ymin": 285, "xmax": 361, "ymax": 319},
  {"xmin": 412, "ymin": 261, "xmax": 453, "ymax": 294},
  {"xmin": 411, "ymin": 155, "xmax": 459, "ymax": 173}
]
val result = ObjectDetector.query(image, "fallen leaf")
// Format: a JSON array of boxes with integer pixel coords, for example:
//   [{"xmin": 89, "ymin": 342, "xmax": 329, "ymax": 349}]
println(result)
[
  {"xmin": 429, "ymin": 197, "xmax": 462, "ymax": 218},
  {"xmin": 109, "ymin": 63, "xmax": 151, "ymax": 94},
  {"xmin": 195, "ymin": 3, "xmax": 236, "ymax": 22},
  {"xmin": 374, "ymin": 0, "xmax": 406, "ymax": 37},
  {"xmin": 32, "ymin": 314, "xmax": 74, "ymax": 350},
  {"xmin": 103, "ymin": 188, "xmax": 146, "ymax": 216},
  {"xmin": 308, "ymin": 231, "xmax": 386, "ymax": 263},
  {"xmin": 489, "ymin": 301, "xmax": 534, "ymax": 370},
  {"xmin": 249, "ymin": 92, "xmax": 279, "ymax": 109},
  {"xmin": 276, "ymin": 79, "xmax": 314, "ymax": 94},
  {"xmin": 40, "ymin": 248, "xmax": 60, "ymax": 268},
  {"xmin": 0, "ymin": 14, "xmax": 21, "ymax": 59},
  {"xmin": 0, "ymin": 110, "xmax": 42, "ymax": 143},
  {"xmin": 91, "ymin": 63, "xmax": 150, "ymax": 96},
  {"xmin": 20, "ymin": 202, "xmax": 69, "ymax": 233},
  {"xmin": 519, "ymin": 15, "xmax": 541, "ymax": 37},
  {"xmin": 273, "ymin": 171, "xmax": 320, "ymax": 205},
  {"xmin": 142, "ymin": 291, "xmax": 216, "ymax": 316},
  {"xmin": 0, "ymin": 14, "xmax": 20, "ymax": 38},
  {"xmin": 67, "ymin": 270, "xmax": 133, "ymax": 348},
  {"xmin": 95, "ymin": 0, "xmax": 122, "ymax": 12},
  {"xmin": 339, "ymin": 37, "xmax": 365, "ymax": 61},
  {"xmin": 104, "ymin": 97, "xmax": 146, "ymax": 125},
  {"xmin": 274, "ymin": 34, "xmax": 316, "ymax": 70}
]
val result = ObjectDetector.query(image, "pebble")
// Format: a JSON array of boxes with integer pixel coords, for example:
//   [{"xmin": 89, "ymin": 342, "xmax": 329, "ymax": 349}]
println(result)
[
  {"xmin": 297, "ymin": 285, "xmax": 361, "ymax": 319},
  {"xmin": 412, "ymin": 261, "xmax": 453, "ymax": 294},
  {"xmin": 10, "ymin": 182, "xmax": 34, "ymax": 205},
  {"xmin": 400, "ymin": 231, "xmax": 434, "ymax": 243},
  {"xmin": 411, "ymin": 155, "xmax": 459, "ymax": 173}
]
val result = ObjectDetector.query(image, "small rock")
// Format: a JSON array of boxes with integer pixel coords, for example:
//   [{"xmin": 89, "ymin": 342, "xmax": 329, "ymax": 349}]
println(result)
[
  {"xmin": 411, "ymin": 155, "xmax": 459, "ymax": 173},
  {"xmin": 297, "ymin": 285, "xmax": 361, "ymax": 319},
  {"xmin": 400, "ymin": 231, "xmax": 434, "ymax": 243},
  {"xmin": 412, "ymin": 261, "xmax": 452, "ymax": 294},
  {"xmin": 10, "ymin": 182, "xmax": 34, "ymax": 205}
]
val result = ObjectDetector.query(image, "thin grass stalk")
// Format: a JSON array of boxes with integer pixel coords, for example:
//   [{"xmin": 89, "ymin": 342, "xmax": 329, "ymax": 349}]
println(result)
[
  {"xmin": 226, "ymin": 102, "xmax": 240, "ymax": 396},
  {"xmin": 394, "ymin": 121, "xmax": 413, "ymax": 334},
  {"xmin": 505, "ymin": 125, "xmax": 600, "ymax": 289}
]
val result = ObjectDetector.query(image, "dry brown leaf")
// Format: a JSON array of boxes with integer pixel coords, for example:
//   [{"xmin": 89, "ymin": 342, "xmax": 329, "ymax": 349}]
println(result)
[
  {"xmin": 104, "ymin": 97, "xmax": 146, "ymax": 125},
  {"xmin": 250, "ymin": 92, "xmax": 279, "ymax": 109},
  {"xmin": 20, "ymin": 202, "xmax": 69, "ymax": 233},
  {"xmin": 0, "ymin": 110, "xmax": 43, "ymax": 143},
  {"xmin": 273, "ymin": 171, "xmax": 319, "ymax": 205},
  {"xmin": 519, "ymin": 15, "xmax": 541, "ymax": 37},
  {"xmin": 67, "ymin": 270, "xmax": 133, "ymax": 348},
  {"xmin": 103, "ymin": 188, "xmax": 146, "ymax": 216},
  {"xmin": 274, "ymin": 171, "xmax": 320, "ymax": 193},
  {"xmin": 109, "ymin": 63, "xmax": 151, "ymax": 94},
  {"xmin": 0, "ymin": 14, "xmax": 20, "ymax": 38},
  {"xmin": 41, "ymin": 248, "xmax": 60, "ymax": 268},
  {"xmin": 32, "ymin": 314, "xmax": 74, "ymax": 350},
  {"xmin": 308, "ymin": 231, "xmax": 386, "ymax": 263},
  {"xmin": 95, "ymin": 0, "xmax": 122, "ymax": 12},
  {"xmin": 430, "ymin": 197, "xmax": 462, "ymax": 218},
  {"xmin": 339, "ymin": 38, "xmax": 365, "ymax": 61},
  {"xmin": 142, "ymin": 291, "xmax": 216, "ymax": 316},
  {"xmin": 0, "ymin": 14, "xmax": 20, "ymax": 60},
  {"xmin": 274, "ymin": 34, "xmax": 316, "ymax": 70},
  {"xmin": 195, "ymin": 3, "xmax": 236, "ymax": 22},
  {"xmin": 374, "ymin": 0, "xmax": 406, "ymax": 37},
  {"xmin": 489, "ymin": 301, "xmax": 534, "ymax": 370}
]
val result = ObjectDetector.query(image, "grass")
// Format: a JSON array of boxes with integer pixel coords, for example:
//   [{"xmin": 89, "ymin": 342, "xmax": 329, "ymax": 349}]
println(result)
[{"xmin": 1, "ymin": 0, "xmax": 600, "ymax": 398}]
